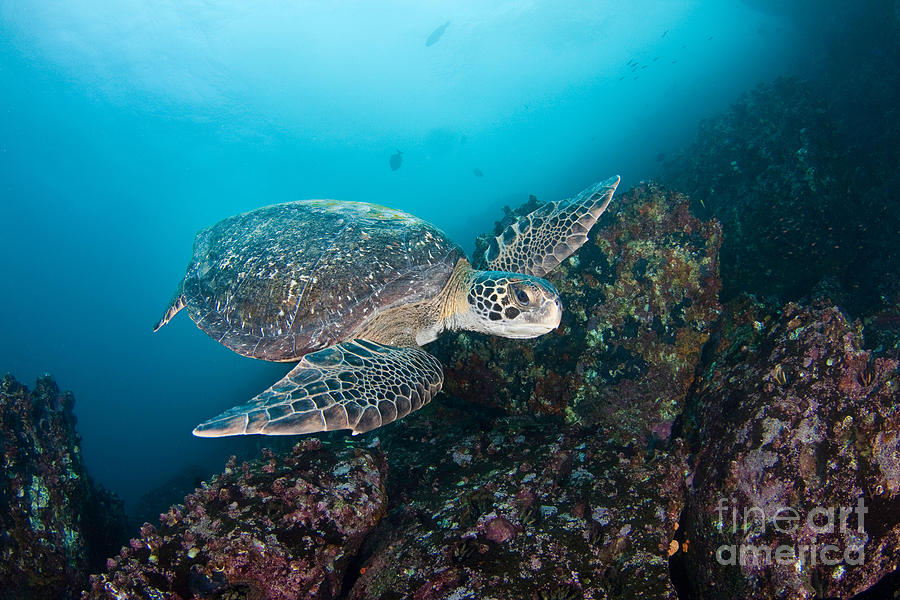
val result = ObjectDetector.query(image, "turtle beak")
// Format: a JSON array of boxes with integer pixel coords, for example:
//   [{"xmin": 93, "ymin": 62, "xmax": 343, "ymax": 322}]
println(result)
[
  {"xmin": 501, "ymin": 296, "xmax": 561, "ymax": 338},
  {"xmin": 550, "ymin": 297, "xmax": 562, "ymax": 329},
  {"xmin": 543, "ymin": 296, "xmax": 562, "ymax": 332}
]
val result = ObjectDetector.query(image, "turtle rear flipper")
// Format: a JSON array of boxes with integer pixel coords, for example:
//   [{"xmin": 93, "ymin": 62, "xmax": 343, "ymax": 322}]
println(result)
[
  {"xmin": 153, "ymin": 292, "xmax": 186, "ymax": 332},
  {"xmin": 192, "ymin": 339, "xmax": 444, "ymax": 437},
  {"xmin": 477, "ymin": 175, "xmax": 620, "ymax": 277}
]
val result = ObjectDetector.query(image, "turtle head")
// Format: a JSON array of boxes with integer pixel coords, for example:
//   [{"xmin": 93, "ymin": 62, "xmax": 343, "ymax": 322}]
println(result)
[{"xmin": 461, "ymin": 271, "xmax": 562, "ymax": 338}]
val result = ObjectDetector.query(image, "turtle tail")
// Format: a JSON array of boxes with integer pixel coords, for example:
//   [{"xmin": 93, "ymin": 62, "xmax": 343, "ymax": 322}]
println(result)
[{"xmin": 154, "ymin": 292, "xmax": 186, "ymax": 332}]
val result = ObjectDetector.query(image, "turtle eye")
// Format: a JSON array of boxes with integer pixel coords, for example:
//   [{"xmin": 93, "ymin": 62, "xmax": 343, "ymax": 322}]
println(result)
[{"xmin": 513, "ymin": 286, "xmax": 530, "ymax": 306}]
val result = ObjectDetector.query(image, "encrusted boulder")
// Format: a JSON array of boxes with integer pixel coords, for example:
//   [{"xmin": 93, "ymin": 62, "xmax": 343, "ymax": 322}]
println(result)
[
  {"xmin": 677, "ymin": 298, "xmax": 900, "ymax": 598},
  {"xmin": 346, "ymin": 409, "xmax": 687, "ymax": 600},
  {"xmin": 85, "ymin": 440, "xmax": 388, "ymax": 600},
  {"xmin": 0, "ymin": 375, "xmax": 126, "ymax": 600},
  {"xmin": 433, "ymin": 182, "xmax": 722, "ymax": 444}
]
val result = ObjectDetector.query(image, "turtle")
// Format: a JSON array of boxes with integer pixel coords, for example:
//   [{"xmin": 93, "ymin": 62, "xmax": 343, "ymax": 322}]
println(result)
[{"xmin": 154, "ymin": 175, "xmax": 621, "ymax": 437}]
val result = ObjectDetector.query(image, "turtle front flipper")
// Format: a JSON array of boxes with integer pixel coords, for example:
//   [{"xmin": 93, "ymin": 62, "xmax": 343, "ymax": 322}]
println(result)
[
  {"xmin": 477, "ymin": 175, "xmax": 621, "ymax": 277},
  {"xmin": 192, "ymin": 339, "xmax": 443, "ymax": 437}
]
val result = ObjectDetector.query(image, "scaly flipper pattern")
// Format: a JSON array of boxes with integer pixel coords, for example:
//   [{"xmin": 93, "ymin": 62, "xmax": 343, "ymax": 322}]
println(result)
[
  {"xmin": 192, "ymin": 339, "xmax": 443, "ymax": 437},
  {"xmin": 477, "ymin": 175, "xmax": 620, "ymax": 277}
]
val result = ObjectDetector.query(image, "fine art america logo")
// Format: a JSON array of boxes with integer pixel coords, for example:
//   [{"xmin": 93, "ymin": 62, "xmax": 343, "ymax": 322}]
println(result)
[{"xmin": 714, "ymin": 497, "xmax": 868, "ymax": 567}]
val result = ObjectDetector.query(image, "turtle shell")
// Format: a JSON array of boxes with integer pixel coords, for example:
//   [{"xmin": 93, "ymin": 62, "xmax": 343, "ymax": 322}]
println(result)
[{"xmin": 180, "ymin": 200, "xmax": 464, "ymax": 361}]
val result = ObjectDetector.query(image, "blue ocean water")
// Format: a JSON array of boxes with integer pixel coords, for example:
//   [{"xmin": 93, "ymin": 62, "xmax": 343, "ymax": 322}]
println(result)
[{"xmin": 0, "ymin": 1, "xmax": 839, "ymax": 511}]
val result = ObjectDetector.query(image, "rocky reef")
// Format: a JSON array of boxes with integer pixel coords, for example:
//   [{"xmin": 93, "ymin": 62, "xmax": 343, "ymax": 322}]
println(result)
[
  {"xmin": 675, "ymin": 298, "xmax": 900, "ymax": 598},
  {"xmin": 339, "ymin": 297, "xmax": 898, "ymax": 600},
  {"xmin": 434, "ymin": 182, "xmax": 722, "ymax": 445},
  {"xmin": 130, "ymin": 464, "xmax": 211, "ymax": 533},
  {"xmin": 661, "ymin": 78, "xmax": 851, "ymax": 305},
  {"xmin": 12, "ymin": 8, "xmax": 900, "ymax": 595},
  {"xmin": 85, "ymin": 440, "xmax": 387, "ymax": 600},
  {"xmin": 0, "ymin": 375, "xmax": 127, "ymax": 600},
  {"xmin": 10, "ymin": 178, "xmax": 899, "ymax": 599},
  {"xmin": 345, "ymin": 408, "xmax": 686, "ymax": 600},
  {"xmin": 864, "ymin": 295, "xmax": 900, "ymax": 361},
  {"xmin": 661, "ymin": 74, "xmax": 900, "ymax": 317},
  {"xmin": 79, "ymin": 184, "xmax": 898, "ymax": 600},
  {"xmin": 77, "ymin": 293, "xmax": 900, "ymax": 600}
]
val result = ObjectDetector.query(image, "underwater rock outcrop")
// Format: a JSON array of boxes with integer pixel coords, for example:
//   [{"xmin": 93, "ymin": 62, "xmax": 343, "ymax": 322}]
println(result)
[
  {"xmin": 676, "ymin": 298, "xmax": 900, "ymax": 598},
  {"xmin": 85, "ymin": 440, "xmax": 387, "ymax": 600},
  {"xmin": 346, "ymin": 408, "xmax": 687, "ymax": 599},
  {"xmin": 433, "ymin": 182, "xmax": 722, "ymax": 445},
  {"xmin": 0, "ymin": 375, "xmax": 127, "ymax": 600},
  {"xmin": 661, "ymin": 78, "xmax": 848, "ymax": 305},
  {"xmin": 661, "ymin": 77, "xmax": 900, "ymax": 317}
]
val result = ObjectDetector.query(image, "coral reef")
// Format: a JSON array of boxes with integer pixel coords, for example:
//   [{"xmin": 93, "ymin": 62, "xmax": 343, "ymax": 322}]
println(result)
[
  {"xmin": 85, "ymin": 440, "xmax": 387, "ymax": 600},
  {"xmin": 0, "ymin": 375, "xmax": 127, "ymax": 600},
  {"xmin": 346, "ymin": 406, "xmax": 687, "ymax": 600},
  {"xmin": 676, "ymin": 297, "xmax": 900, "ymax": 598},
  {"xmin": 433, "ymin": 182, "xmax": 721, "ymax": 444}
]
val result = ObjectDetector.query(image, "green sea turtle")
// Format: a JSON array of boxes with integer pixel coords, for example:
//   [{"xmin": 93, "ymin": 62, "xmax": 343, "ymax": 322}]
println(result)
[{"xmin": 155, "ymin": 175, "xmax": 621, "ymax": 437}]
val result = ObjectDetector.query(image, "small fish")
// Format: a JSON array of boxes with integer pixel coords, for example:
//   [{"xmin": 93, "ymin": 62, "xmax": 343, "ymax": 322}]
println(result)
[
  {"xmin": 662, "ymin": 29, "xmax": 669, "ymax": 38},
  {"xmin": 389, "ymin": 150, "xmax": 403, "ymax": 171},
  {"xmin": 472, "ymin": 168, "xmax": 483, "ymax": 177},
  {"xmin": 426, "ymin": 21, "xmax": 450, "ymax": 47}
]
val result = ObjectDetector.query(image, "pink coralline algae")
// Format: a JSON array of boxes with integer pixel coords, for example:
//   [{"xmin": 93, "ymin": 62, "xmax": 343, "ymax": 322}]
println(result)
[
  {"xmin": 84, "ymin": 440, "xmax": 387, "ymax": 600},
  {"xmin": 677, "ymin": 298, "xmax": 900, "ymax": 599}
]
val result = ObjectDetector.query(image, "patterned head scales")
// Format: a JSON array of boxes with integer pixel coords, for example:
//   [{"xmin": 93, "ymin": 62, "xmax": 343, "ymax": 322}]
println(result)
[{"xmin": 465, "ymin": 271, "xmax": 561, "ymax": 338}]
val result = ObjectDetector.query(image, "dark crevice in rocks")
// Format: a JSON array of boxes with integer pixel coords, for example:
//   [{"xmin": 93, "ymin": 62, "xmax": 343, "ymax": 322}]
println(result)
[{"xmin": 667, "ymin": 509, "xmax": 692, "ymax": 600}]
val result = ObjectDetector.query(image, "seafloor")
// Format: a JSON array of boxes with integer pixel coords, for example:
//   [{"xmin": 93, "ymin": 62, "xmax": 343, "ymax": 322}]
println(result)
[{"xmin": 2, "ymin": 5, "xmax": 900, "ymax": 600}]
